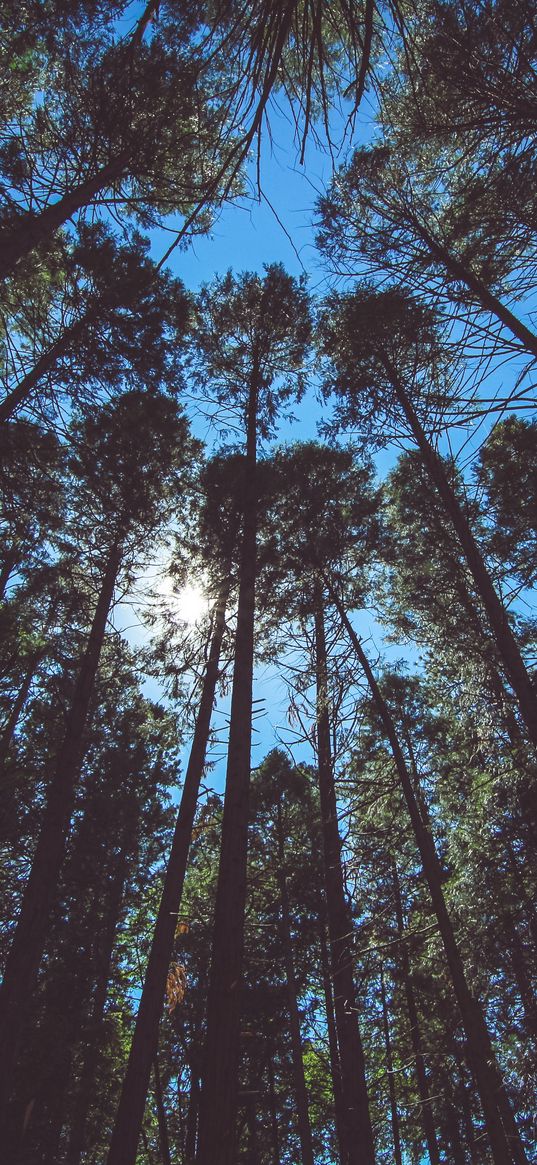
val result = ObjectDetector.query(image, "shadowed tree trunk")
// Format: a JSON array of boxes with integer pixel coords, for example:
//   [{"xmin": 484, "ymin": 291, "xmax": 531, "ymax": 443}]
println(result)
[
  {"xmin": 0, "ymin": 317, "xmax": 90, "ymax": 423},
  {"xmin": 0, "ymin": 651, "xmax": 44, "ymax": 768},
  {"xmin": 332, "ymin": 586, "xmax": 530, "ymax": 1165},
  {"xmin": 184, "ymin": 1066, "xmax": 200, "ymax": 1165},
  {"xmin": 267, "ymin": 1052, "xmax": 280, "ymax": 1165},
  {"xmin": 106, "ymin": 578, "xmax": 230, "ymax": 1165},
  {"xmin": 195, "ymin": 372, "xmax": 259, "ymax": 1165},
  {"xmin": 502, "ymin": 912, "xmax": 537, "ymax": 1047},
  {"xmin": 66, "ymin": 839, "xmax": 130, "ymax": 1165},
  {"xmin": 275, "ymin": 797, "xmax": 315, "ymax": 1165},
  {"xmin": 413, "ymin": 217, "xmax": 537, "ymax": 362},
  {"xmin": 391, "ymin": 860, "xmax": 440, "ymax": 1165},
  {"xmin": 153, "ymin": 1056, "xmax": 172, "ymax": 1165},
  {"xmin": 0, "ymin": 541, "xmax": 121, "ymax": 1132},
  {"xmin": 0, "ymin": 156, "xmax": 128, "ymax": 281},
  {"xmin": 385, "ymin": 364, "xmax": 537, "ymax": 752},
  {"xmin": 313, "ymin": 591, "xmax": 376, "ymax": 1165},
  {"xmin": 379, "ymin": 964, "xmax": 403, "ymax": 1165}
]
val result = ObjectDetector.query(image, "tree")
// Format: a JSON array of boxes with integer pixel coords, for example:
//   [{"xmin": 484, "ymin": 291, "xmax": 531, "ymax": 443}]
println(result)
[
  {"xmin": 0, "ymin": 223, "xmax": 191, "ymax": 423},
  {"xmin": 329, "ymin": 595, "xmax": 531, "ymax": 1165},
  {"xmin": 192, "ymin": 265, "xmax": 311, "ymax": 1165},
  {"xmin": 0, "ymin": 389, "xmax": 197, "ymax": 1128},
  {"xmin": 319, "ymin": 286, "xmax": 537, "ymax": 751},
  {"xmin": 262, "ymin": 442, "xmax": 381, "ymax": 1164},
  {"xmin": 476, "ymin": 417, "xmax": 537, "ymax": 588},
  {"xmin": 0, "ymin": 26, "xmax": 226, "ymax": 279},
  {"xmin": 107, "ymin": 453, "xmax": 244, "ymax": 1165},
  {"xmin": 318, "ymin": 145, "xmax": 537, "ymax": 364}
]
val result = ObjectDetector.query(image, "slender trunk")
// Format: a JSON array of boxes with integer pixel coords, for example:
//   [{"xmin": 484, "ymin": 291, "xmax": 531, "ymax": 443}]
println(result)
[
  {"xmin": 66, "ymin": 841, "xmax": 129, "ymax": 1165},
  {"xmin": 0, "ymin": 317, "xmax": 89, "ymax": 423},
  {"xmin": 267, "ymin": 1053, "xmax": 280, "ymax": 1165},
  {"xmin": 391, "ymin": 861, "xmax": 440, "ymax": 1165},
  {"xmin": 445, "ymin": 1102, "xmax": 467, "ymax": 1165},
  {"xmin": 184, "ymin": 1067, "xmax": 200, "ymax": 1164},
  {"xmin": 313, "ymin": 594, "xmax": 376, "ymax": 1165},
  {"xmin": 0, "ymin": 652, "xmax": 43, "ymax": 767},
  {"xmin": 318, "ymin": 898, "xmax": 347, "ymax": 1155},
  {"xmin": 107, "ymin": 579, "xmax": 230, "ymax": 1165},
  {"xmin": 414, "ymin": 219, "xmax": 537, "ymax": 361},
  {"xmin": 245, "ymin": 1094, "xmax": 260, "ymax": 1165},
  {"xmin": 387, "ymin": 367, "xmax": 537, "ymax": 751},
  {"xmin": 453, "ymin": 1047, "xmax": 481, "ymax": 1165},
  {"xmin": 18, "ymin": 838, "xmax": 125, "ymax": 1165},
  {"xmin": 195, "ymin": 376, "xmax": 259, "ymax": 1165},
  {"xmin": 275, "ymin": 800, "xmax": 315, "ymax": 1165},
  {"xmin": 332, "ymin": 588, "xmax": 529, "ymax": 1165},
  {"xmin": 0, "ymin": 542, "xmax": 121, "ymax": 1128},
  {"xmin": 153, "ymin": 1057, "xmax": 172, "ymax": 1165},
  {"xmin": 502, "ymin": 913, "xmax": 537, "ymax": 1046},
  {"xmin": 0, "ymin": 156, "xmax": 128, "ymax": 280},
  {"xmin": 504, "ymin": 839, "xmax": 537, "ymax": 953},
  {"xmin": 0, "ymin": 547, "xmax": 19, "ymax": 599},
  {"xmin": 379, "ymin": 965, "xmax": 403, "ymax": 1165}
]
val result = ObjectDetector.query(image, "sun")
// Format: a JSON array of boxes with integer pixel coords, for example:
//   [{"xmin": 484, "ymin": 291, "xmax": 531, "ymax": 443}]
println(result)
[{"xmin": 175, "ymin": 582, "xmax": 209, "ymax": 625}]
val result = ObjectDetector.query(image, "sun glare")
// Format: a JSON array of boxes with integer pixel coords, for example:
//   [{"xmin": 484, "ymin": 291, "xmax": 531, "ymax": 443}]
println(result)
[{"xmin": 175, "ymin": 582, "xmax": 209, "ymax": 625}]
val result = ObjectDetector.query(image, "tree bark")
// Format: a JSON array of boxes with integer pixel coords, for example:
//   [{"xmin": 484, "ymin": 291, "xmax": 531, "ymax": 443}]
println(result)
[
  {"xmin": 267, "ymin": 1052, "xmax": 280, "ymax": 1165},
  {"xmin": 275, "ymin": 799, "xmax": 315, "ymax": 1165},
  {"xmin": 313, "ymin": 594, "xmax": 376, "ymax": 1165},
  {"xmin": 153, "ymin": 1056, "xmax": 172, "ymax": 1165},
  {"xmin": 332, "ymin": 588, "xmax": 529, "ymax": 1165},
  {"xmin": 195, "ymin": 374, "xmax": 259, "ymax": 1165},
  {"xmin": 0, "ymin": 316, "xmax": 89, "ymax": 423},
  {"xmin": 0, "ymin": 542, "xmax": 121, "ymax": 1129},
  {"xmin": 391, "ymin": 861, "xmax": 440, "ymax": 1165},
  {"xmin": 0, "ymin": 651, "xmax": 44, "ymax": 768},
  {"xmin": 184, "ymin": 1069, "xmax": 200, "ymax": 1165},
  {"xmin": 318, "ymin": 896, "xmax": 347, "ymax": 1156},
  {"xmin": 379, "ymin": 965, "xmax": 403, "ymax": 1165},
  {"xmin": 106, "ymin": 578, "xmax": 230, "ymax": 1165},
  {"xmin": 414, "ymin": 218, "xmax": 537, "ymax": 362},
  {"xmin": 66, "ymin": 840, "xmax": 129, "ymax": 1165},
  {"xmin": 386, "ymin": 366, "xmax": 537, "ymax": 752},
  {"xmin": 0, "ymin": 157, "xmax": 128, "ymax": 280},
  {"xmin": 502, "ymin": 912, "xmax": 537, "ymax": 1047},
  {"xmin": 0, "ymin": 547, "xmax": 19, "ymax": 599}
]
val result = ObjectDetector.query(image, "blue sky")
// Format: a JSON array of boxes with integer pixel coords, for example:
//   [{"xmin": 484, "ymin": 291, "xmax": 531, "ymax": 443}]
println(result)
[{"xmin": 113, "ymin": 96, "xmax": 419, "ymax": 793}]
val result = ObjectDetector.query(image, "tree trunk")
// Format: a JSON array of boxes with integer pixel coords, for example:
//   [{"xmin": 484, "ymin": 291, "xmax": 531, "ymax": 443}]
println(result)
[
  {"xmin": 66, "ymin": 840, "xmax": 129, "ymax": 1165},
  {"xmin": 0, "ymin": 542, "xmax": 121, "ymax": 1128},
  {"xmin": 0, "ymin": 651, "xmax": 44, "ymax": 768},
  {"xmin": 332, "ymin": 588, "xmax": 529, "ymax": 1165},
  {"xmin": 275, "ymin": 799, "xmax": 315, "ymax": 1165},
  {"xmin": 0, "ymin": 157, "xmax": 128, "ymax": 280},
  {"xmin": 386, "ymin": 366, "xmax": 537, "ymax": 752},
  {"xmin": 0, "ymin": 546, "xmax": 19, "ymax": 599},
  {"xmin": 153, "ymin": 1057, "xmax": 172, "ymax": 1165},
  {"xmin": 379, "ymin": 965, "xmax": 403, "ymax": 1165},
  {"xmin": 318, "ymin": 896, "xmax": 347, "ymax": 1155},
  {"xmin": 195, "ymin": 374, "xmax": 259, "ymax": 1165},
  {"xmin": 106, "ymin": 578, "xmax": 230, "ymax": 1165},
  {"xmin": 0, "ymin": 316, "xmax": 90, "ymax": 423},
  {"xmin": 244, "ymin": 1093, "xmax": 260, "ymax": 1165},
  {"xmin": 414, "ymin": 218, "xmax": 537, "ymax": 362},
  {"xmin": 502, "ymin": 912, "xmax": 537, "ymax": 1047},
  {"xmin": 267, "ymin": 1052, "xmax": 280, "ymax": 1165},
  {"xmin": 313, "ymin": 594, "xmax": 376, "ymax": 1165},
  {"xmin": 391, "ymin": 861, "xmax": 440, "ymax": 1165},
  {"xmin": 503, "ymin": 839, "xmax": 537, "ymax": 954},
  {"xmin": 184, "ymin": 1068, "xmax": 200, "ymax": 1164}
]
